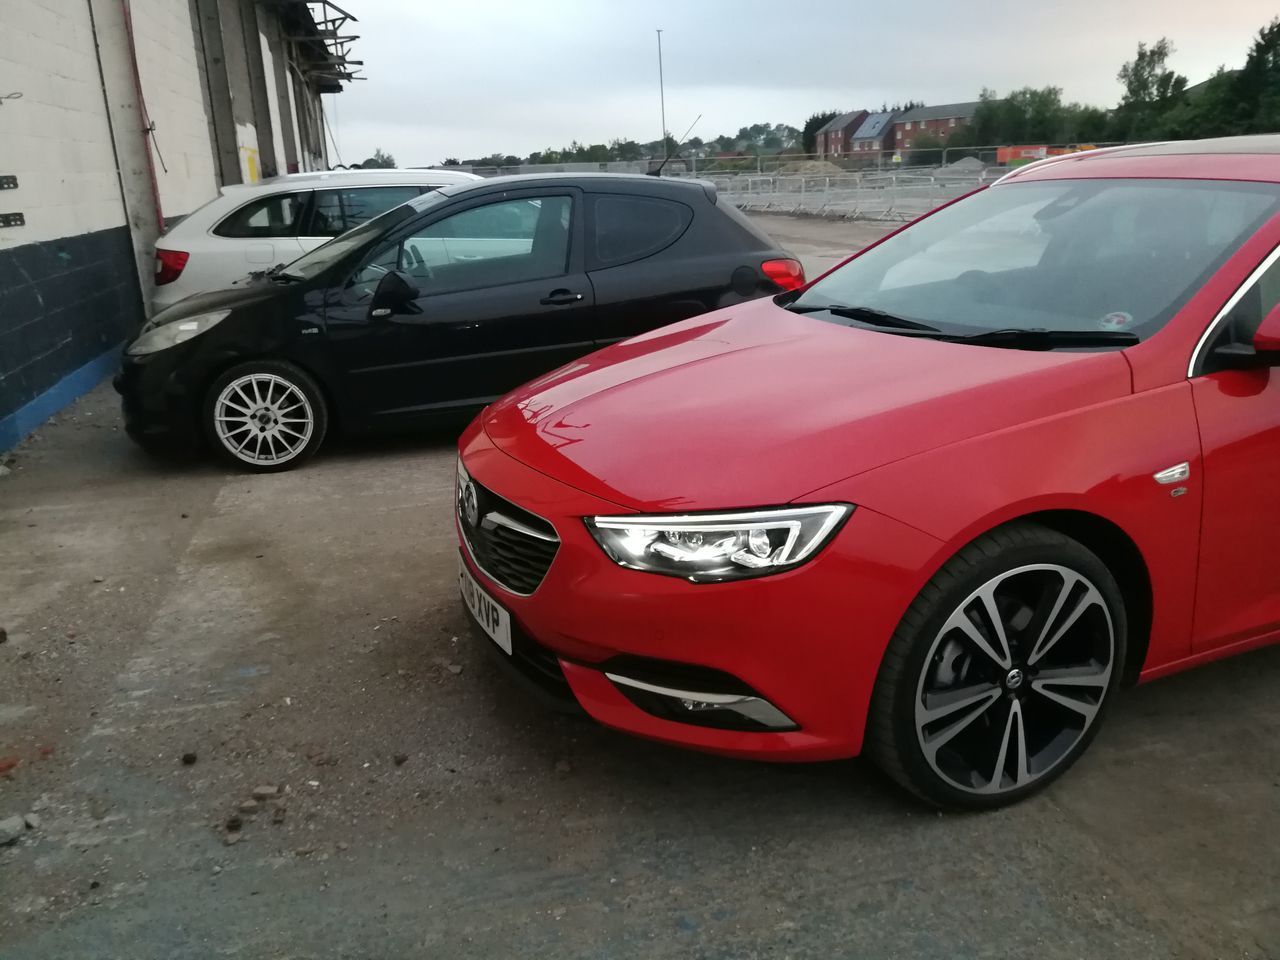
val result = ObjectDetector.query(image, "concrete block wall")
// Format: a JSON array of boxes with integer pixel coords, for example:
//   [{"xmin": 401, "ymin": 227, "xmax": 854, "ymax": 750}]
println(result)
[
  {"xmin": 0, "ymin": 0, "xmax": 145, "ymax": 449},
  {"xmin": 207, "ymin": 0, "xmax": 264, "ymax": 182},
  {"xmin": 126, "ymin": 0, "xmax": 219, "ymax": 219},
  {"xmin": 0, "ymin": 1, "xmax": 129, "ymax": 244},
  {"xmin": 0, "ymin": 0, "xmax": 342, "ymax": 450},
  {"xmin": 87, "ymin": 0, "xmax": 218, "ymax": 296},
  {"xmin": 258, "ymin": 29, "xmax": 286, "ymax": 175}
]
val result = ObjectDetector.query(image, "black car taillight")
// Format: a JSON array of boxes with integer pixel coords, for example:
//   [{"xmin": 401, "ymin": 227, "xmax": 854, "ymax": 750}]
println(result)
[
  {"xmin": 762, "ymin": 257, "xmax": 805, "ymax": 291},
  {"xmin": 155, "ymin": 248, "xmax": 190, "ymax": 286}
]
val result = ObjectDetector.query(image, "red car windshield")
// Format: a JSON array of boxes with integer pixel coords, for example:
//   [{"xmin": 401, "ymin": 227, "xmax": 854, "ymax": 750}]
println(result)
[{"xmin": 794, "ymin": 178, "xmax": 1280, "ymax": 342}]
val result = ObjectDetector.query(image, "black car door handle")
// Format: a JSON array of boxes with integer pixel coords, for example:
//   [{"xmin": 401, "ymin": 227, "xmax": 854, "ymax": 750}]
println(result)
[{"xmin": 540, "ymin": 289, "xmax": 584, "ymax": 306}]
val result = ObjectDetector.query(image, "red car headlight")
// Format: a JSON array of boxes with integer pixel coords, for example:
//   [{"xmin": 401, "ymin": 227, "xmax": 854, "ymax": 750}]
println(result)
[{"xmin": 585, "ymin": 505, "xmax": 852, "ymax": 583}]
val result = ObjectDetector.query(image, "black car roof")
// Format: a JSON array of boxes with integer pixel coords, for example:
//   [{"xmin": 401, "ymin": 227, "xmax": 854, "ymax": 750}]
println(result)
[{"xmin": 434, "ymin": 172, "xmax": 717, "ymax": 201}]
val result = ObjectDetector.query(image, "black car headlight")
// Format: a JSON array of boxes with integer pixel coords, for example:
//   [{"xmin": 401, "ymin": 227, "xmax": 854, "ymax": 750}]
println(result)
[
  {"xmin": 127, "ymin": 310, "xmax": 231, "ymax": 355},
  {"xmin": 585, "ymin": 505, "xmax": 852, "ymax": 583}
]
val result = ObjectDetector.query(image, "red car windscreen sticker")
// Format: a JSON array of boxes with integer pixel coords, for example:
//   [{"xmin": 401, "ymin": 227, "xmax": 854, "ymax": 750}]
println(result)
[{"xmin": 1099, "ymin": 311, "xmax": 1134, "ymax": 331}]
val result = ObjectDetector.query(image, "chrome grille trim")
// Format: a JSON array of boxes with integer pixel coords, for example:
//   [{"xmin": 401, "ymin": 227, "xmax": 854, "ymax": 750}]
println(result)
[{"xmin": 456, "ymin": 459, "xmax": 560, "ymax": 597}]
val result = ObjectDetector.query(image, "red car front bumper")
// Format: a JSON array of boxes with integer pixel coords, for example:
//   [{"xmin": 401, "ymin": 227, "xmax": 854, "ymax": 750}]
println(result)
[{"xmin": 457, "ymin": 422, "xmax": 943, "ymax": 762}]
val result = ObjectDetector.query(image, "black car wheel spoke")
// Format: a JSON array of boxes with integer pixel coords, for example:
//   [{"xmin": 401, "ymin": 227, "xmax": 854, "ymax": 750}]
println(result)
[{"xmin": 914, "ymin": 564, "xmax": 1115, "ymax": 796}]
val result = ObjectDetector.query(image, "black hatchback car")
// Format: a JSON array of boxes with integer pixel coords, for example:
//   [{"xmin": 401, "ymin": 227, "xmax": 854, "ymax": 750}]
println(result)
[{"xmin": 116, "ymin": 173, "xmax": 803, "ymax": 471}]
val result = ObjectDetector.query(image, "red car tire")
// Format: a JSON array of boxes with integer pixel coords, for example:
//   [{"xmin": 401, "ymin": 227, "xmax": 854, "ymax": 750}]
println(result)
[{"xmin": 868, "ymin": 522, "xmax": 1129, "ymax": 809}]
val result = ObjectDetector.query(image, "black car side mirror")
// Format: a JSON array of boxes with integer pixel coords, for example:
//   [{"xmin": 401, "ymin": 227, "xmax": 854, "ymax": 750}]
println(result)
[{"xmin": 370, "ymin": 270, "xmax": 420, "ymax": 320}]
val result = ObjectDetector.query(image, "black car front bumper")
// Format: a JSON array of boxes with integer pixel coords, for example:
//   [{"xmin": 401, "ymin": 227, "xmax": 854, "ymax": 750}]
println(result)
[{"xmin": 113, "ymin": 343, "xmax": 206, "ymax": 448}]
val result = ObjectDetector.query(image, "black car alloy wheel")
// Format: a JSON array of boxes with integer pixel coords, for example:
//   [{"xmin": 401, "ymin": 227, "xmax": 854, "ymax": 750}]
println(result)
[{"xmin": 205, "ymin": 360, "xmax": 328, "ymax": 472}]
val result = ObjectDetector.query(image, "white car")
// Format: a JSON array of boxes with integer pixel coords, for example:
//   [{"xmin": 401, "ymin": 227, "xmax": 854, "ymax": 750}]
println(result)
[{"xmin": 151, "ymin": 168, "xmax": 482, "ymax": 311}]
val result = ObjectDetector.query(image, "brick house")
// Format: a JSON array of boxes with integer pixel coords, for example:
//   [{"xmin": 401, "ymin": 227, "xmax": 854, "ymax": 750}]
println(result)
[
  {"xmin": 848, "ymin": 111, "xmax": 899, "ymax": 155},
  {"xmin": 815, "ymin": 110, "xmax": 869, "ymax": 158},
  {"xmin": 892, "ymin": 101, "xmax": 983, "ymax": 151}
]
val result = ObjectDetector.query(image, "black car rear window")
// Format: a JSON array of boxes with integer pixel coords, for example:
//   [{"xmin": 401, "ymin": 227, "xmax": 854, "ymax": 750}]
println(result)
[
  {"xmin": 591, "ymin": 194, "xmax": 692, "ymax": 268},
  {"xmin": 716, "ymin": 196, "xmax": 779, "ymax": 246}
]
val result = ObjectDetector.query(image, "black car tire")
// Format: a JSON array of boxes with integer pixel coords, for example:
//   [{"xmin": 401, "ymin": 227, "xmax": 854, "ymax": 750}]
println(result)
[
  {"xmin": 203, "ymin": 360, "xmax": 328, "ymax": 473},
  {"xmin": 867, "ymin": 522, "xmax": 1127, "ymax": 810},
  {"xmin": 128, "ymin": 431, "xmax": 200, "ymax": 461}
]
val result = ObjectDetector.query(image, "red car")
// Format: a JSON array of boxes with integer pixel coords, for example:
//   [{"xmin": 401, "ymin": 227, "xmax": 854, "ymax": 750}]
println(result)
[{"xmin": 456, "ymin": 136, "xmax": 1280, "ymax": 808}]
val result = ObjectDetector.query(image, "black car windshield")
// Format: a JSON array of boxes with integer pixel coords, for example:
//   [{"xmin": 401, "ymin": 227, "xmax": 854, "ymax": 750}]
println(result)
[
  {"xmin": 791, "ymin": 178, "xmax": 1280, "ymax": 343},
  {"xmin": 280, "ymin": 190, "xmax": 450, "ymax": 281}
]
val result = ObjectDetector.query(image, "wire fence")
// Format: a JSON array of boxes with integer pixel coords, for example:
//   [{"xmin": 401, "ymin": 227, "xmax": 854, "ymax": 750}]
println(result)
[
  {"xmin": 444, "ymin": 150, "xmax": 988, "ymax": 179},
  {"xmin": 439, "ymin": 144, "xmax": 1101, "ymax": 179},
  {"xmin": 430, "ymin": 143, "xmax": 1133, "ymax": 223},
  {"xmin": 714, "ymin": 169, "xmax": 1002, "ymax": 222},
  {"xmin": 444, "ymin": 157, "xmax": 998, "ymax": 220}
]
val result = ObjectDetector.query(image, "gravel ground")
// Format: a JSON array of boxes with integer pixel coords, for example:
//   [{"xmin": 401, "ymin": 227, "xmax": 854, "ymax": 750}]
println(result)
[
  {"xmin": 1, "ymin": 215, "xmax": 1277, "ymax": 959},
  {"xmin": 765, "ymin": 214, "xmax": 894, "ymax": 278}
]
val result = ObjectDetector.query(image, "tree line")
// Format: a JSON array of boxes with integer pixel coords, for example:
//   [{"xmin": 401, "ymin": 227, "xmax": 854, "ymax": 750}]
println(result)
[
  {"xmin": 440, "ymin": 122, "xmax": 803, "ymax": 169},
  {"xmin": 917, "ymin": 19, "xmax": 1278, "ymax": 156}
]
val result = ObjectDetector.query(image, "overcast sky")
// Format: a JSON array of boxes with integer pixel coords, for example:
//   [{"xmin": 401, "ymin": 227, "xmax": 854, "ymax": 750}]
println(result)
[{"xmin": 321, "ymin": 0, "xmax": 1274, "ymax": 166}]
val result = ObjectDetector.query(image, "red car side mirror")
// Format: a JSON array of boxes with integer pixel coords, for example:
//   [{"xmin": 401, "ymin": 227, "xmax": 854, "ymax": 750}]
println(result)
[
  {"xmin": 1211, "ymin": 303, "xmax": 1280, "ymax": 370},
  {"xmin": 1251, "ymin": 303, "xmax": 1280, "ymax": 354}
]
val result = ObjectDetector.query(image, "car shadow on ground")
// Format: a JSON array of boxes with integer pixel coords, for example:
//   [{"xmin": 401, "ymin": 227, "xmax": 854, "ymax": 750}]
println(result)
[
  {"xmin": 439, "ymin": 605, "xmax": 1280, "ymax": 821},
  {"xmin": 319, "ymin": 420, "xmax": 470, "ymax": 464},
  {"xmin": 110, "ymin": 422, "xmax": 468, "ymax": 477}
]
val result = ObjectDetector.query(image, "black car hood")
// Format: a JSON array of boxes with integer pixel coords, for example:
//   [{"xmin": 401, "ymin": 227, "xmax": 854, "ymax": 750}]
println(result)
[{"xmin": 149, "ymin": 281, "xmax": 285, "ymax": 327}]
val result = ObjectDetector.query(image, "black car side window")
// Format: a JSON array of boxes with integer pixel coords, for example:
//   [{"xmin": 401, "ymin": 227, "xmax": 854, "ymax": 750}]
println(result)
[
  {"xmin": 214, "ymin": 192, "xmax": 309, "ymax": 238},
  {"xmin": 590, "ymin": 194, "xmax": 692, "ymax": 269},
  {"xmin": 394, "ymin": 196, "xmax": 573, "ymax": 296},
  {"xmin": 347, "ymin": 244, "xmax": 403, "ymax": 303},
  {"xmin": 345, "ymin": 196, "xmax": 574, "ymax": 307}
]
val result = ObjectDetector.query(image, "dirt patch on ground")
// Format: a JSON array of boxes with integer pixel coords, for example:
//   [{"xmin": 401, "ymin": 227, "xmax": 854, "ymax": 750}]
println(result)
[{"xmin": 774, "ymin": 159, "xmax": 845, "ymax": 175}]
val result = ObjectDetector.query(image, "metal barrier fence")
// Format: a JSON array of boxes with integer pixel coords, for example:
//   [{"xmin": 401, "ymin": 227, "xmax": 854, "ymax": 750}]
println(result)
[
  {"xmin": 435, "ymin": 163, "xmax": 1002, "ymax": 222},
  {"xmin": 438, "ymin": 143, "xmax": 1131, "ymax": 181},
  {"xmin": 428, "ymin": 142, "xmax": 1138, "ymax": 221},
  {"xmin": 445, "ymin": 152, "xmax": 983, "ymax": 179},
  {"xmin": 713, "ymin": 169, "xmax": 1004, "ymax": 221}
]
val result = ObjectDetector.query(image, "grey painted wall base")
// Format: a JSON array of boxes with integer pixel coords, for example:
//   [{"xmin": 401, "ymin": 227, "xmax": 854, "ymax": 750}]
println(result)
[{"xmin": 0, "ymin": 225, "xmax": 144, "ymax": 440}]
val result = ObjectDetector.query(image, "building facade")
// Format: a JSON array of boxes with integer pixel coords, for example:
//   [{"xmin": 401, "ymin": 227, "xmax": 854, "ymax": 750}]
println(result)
[
  {"xmin": 0, "ymin": 0, "xmax": 357, "ymax": 449},
  {"xmin": 891, "ymin": 101, "xmax": 982, "ymax": 151},
  {"xmin": 815, "ymin": 110, "xmax": 869, "ymax": 158},
  {"xmin": 849, "ymin": 111, "xmax": 899, "ymax": 155}
]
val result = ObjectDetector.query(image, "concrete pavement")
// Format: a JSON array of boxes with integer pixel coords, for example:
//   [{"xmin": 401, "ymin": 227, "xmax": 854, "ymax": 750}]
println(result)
[{"xmin": 0, "ymin": 215, "xmax": 1276, "ymax": 960}]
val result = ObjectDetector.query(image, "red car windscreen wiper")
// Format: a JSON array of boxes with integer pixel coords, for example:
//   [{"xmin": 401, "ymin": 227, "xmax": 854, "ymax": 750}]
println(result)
[
  {"xmin": 786, "ymin": 303, "xmax": 942, "ymax": 332},
  {"xmin": 944, "ymin": 328, "xmax": 1140, "ymax": 349}
]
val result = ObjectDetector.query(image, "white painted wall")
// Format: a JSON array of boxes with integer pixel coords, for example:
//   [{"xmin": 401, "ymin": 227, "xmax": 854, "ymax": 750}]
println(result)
[
  {"xmin": 85, "ymin": 0, "xmax": 166, "ymax": 302},
  {"xmin": 285, "ymin": 66, "xmax": 303, "ymax": 171},
  {"xmin": 236, "ymin": 121, "xmax": 261, "ymax": 183},
  {"xmin": 0, "ymin": 0, "xmax": 219, "ymax": 303},
  {"xmin": 126, "ymin": 0, "xmax": 218, "ymax": 218},
  {"xmin": 0, "ymin": 0, "xmax": 128, "ymax": 246},
  {"xmin": 259, "ymin": 30, "xmax": 286, "ymax": 176}
]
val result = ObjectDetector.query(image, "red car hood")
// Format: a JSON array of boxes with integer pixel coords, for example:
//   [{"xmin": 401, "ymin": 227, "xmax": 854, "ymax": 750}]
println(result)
[{"xmin": 482, "ymin": 300, "xmax": 1132, "ymax": 511}]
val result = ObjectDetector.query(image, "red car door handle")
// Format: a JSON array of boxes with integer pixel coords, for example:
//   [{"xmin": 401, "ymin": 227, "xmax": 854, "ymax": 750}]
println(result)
[{"xmin": 540, "ymin": 290, "xmax": 584, "ymax": 306}]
